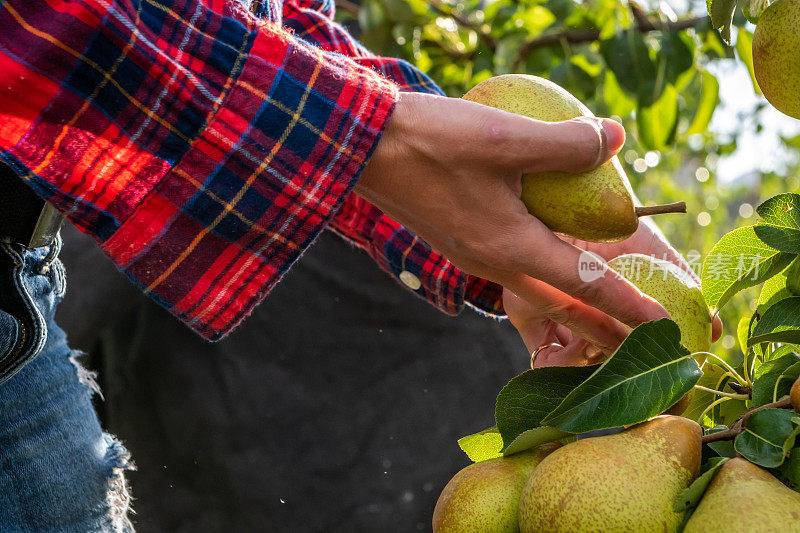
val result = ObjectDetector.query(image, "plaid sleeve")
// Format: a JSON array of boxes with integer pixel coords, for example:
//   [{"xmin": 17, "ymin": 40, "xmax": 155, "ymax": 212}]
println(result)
[
  {"xmin": 283, "ymin": 0, "xmax": 505, "ymax": 318},
  {"xmin": 0, "ymin": 0, "xmax": 398, "ymax": 340}
]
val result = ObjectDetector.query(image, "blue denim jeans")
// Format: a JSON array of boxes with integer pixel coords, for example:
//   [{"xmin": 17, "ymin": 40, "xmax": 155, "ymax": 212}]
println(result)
[{"xmin": 0, "ymin": 237, "xmax": 133, "ymax": 532}]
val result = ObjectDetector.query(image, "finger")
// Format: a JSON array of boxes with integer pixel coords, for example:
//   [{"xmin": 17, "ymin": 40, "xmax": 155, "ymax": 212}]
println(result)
[
  {"xmin": 503, "ymin": 288, "xmax": 559, "ymax": 354},
  {"xmin": 712, "ymin": 315, "xmax": 723, "ymax": 343},
  {"xmin": 508, "ymin": 223, "xmax": 671, "ymax": 329},
  {"xmin": 508, "ymin": 116, "xmax": 626, "ymax": 174},
  {"xmin": 505, "ymin": 273, "xmax": 631, "ymax": 354},
  {"xmin": 554, "ymin": 324, "xmax": 573, "ymax": 346},
  {"xmin": 533, "ymin": 338, "xmax": 594, "ymax": 368}
]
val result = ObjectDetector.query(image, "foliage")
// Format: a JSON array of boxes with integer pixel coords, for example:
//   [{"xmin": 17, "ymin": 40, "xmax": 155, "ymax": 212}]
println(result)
[
  {"xmin": 334, "ymin": 0, "xmax": 800, "ymax": 503},
  {"xmin": 458, "ymin": 192, "xmax": 800, "ymax": 501},
  {"xmin": 337, "ymin": 0, "xmax": 800, "ymax": 364}
]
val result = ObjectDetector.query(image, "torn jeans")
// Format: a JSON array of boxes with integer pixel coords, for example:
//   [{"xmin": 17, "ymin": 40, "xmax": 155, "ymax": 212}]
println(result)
[{"xmin": 0, "ymin": 236, "xmax": 134, "ymax": 532}]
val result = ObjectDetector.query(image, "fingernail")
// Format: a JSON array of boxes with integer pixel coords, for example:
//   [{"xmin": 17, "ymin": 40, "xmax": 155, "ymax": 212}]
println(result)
[{"xmin": 601, "ymin": 119, "xmax": 625, "ymax": 154}]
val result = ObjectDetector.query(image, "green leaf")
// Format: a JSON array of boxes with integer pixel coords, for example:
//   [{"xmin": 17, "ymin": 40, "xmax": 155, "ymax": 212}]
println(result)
[
  {"xmin": 637, "ymin": 84, "xmax": 679, "ymax": 151},
  {"xmin": 755, "ymin": 194, "xmax": 800, "ymax": 254},
  {"xmin": 502, "ymin": 426, "xmax": 571, "ymax": 456},
  {"xmin": 706, "ymin": 426, "xmax": 737, "ymax": 458},
  {"xmin": 773, "ymin": 446, "xmax": 800, "ymax": 492},
  {"xmin": 660, "ymin": 32, "xmax": 695, "ymax": 86},
  {"xmin": 751, "ymin": 353, "xmax": 800, "ymax": 406},
  {"xmin": 603, "ymin": 70, "xmax": 636, "ymax": 118},
  {"xmin": 757, "ymin": 260, "xmax": 796, "ymax": 315},
  {"xmin": 740, "ymin": 0, "xmax": 771, "ymax": 24},
  {"xmin": 737, "ymin": 316, "xmax": 752, "ymax": 357},
  {"xmin": 495, "ymin": 365, "xmax": 598, "ymax": 449},
  {"xmin": 734, "ymin": 409, "xmax": 800, "ymax": 468},
  {"xmin": 735, "ymin": 28, "xmax": 762, "ymax": 94},
  {"xmin": 701, "ymin": 226, "xmax": 795, "ymax": 313},
  {"xmin": 685, "ymin": 365, "xmax": 748, "ymax": 428},
  {"xmin": 549, "ymin": 60, "xmax": 596, "ymax": 103},
  {"xmin": 749, "ymin": 297, "xmax": 800, "ymax": 346},
  {"xmin": 674, "ymin": 457, "xmax": 729, "ymax": 512},
  {"xmin": 600, "ymin": 29, "xmax": 661, "ymax": 105},
  {"xmin": 457, "ymin": 427, "xmax": 503, "ymax": 462},
  {"xmin": 687, "ymin": 70, "xmax": 720, "ymax": 136},
  {"xmin": 707, "ymin": 0, "xmax": 737, "ymax": 44},
  {"xmin": 542, "ymin": 320, "xmax": 702, "ymax": 433}
]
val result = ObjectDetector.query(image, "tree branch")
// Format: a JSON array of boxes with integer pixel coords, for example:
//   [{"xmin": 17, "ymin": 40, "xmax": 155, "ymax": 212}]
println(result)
[
  {"xmin": 700, "ymin": 398, "xmax": 793, "ymax": 444},
  {"xmin": 335, "ymin": 0, "xmax": 360, "ymax": 16},
  {"xmin": 428, "ymin": 0, "xmax": 497, "ymax": 51},
  {"xmin": 513, "ymin": 15, "xmax": 708, "ymax": 69}
]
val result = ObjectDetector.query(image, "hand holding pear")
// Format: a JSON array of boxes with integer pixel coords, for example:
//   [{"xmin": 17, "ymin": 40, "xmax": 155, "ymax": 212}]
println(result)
[{"xmin": 463, "ymin": 75, "xmax": 685, "ymax": 242}]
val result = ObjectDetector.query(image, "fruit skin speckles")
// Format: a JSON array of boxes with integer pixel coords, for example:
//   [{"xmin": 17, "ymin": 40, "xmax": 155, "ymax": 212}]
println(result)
[
  {"xmin": 607, "ymin": 253, "xmax": 712, "ymax": 363},
  {"xmin": 753, "ymin": 0, "xmax": 800, "ymax": 119},
  {"xmin": 432, "ymin": 442, "xmax": 560, "ymax": 533},
  {"xmin": 517, "ymin": 415, "xmax": 702, "ymax": 533},
  {"xmin": 683, "ymin": 458, "xmax": 800, "ymax": 533}
]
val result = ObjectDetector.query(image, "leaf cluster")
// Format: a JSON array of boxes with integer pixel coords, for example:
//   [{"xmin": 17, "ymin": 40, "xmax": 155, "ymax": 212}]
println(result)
[{"xmin": 459, "ymin": 193, "xmax": 800, "ymax": 499}]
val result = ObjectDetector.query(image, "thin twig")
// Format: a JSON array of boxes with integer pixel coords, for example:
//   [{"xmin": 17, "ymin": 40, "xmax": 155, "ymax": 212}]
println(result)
[
  {"xmin": 699, "ymin": 398, "xmax": 793, "ymax": 444},
  {"xmin": 693, "ymin": 385, "xmax": 749, "ymax": 400},
  {"xmin": 700, "ymin": 352, "xmax": 750, "ymax": 388},
  {"xmin": 428, "ymin": 0, "xmax": 497, "ymax": 51},
  {"xmin": 335, "ymin": 0, "xmax": 360, "ymax": 15},
  {"xmin": 512, "ymin": 15, "xmax": 707, "ymax": 69}
]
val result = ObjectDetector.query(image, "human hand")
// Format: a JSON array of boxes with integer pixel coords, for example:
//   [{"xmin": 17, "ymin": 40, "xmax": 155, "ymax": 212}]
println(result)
[
  {"xmin": 505, "ymin": 219, "xmax": 723, "ymax": 367},
  {"xmin": 356, "ymin": 92, "xmax": 669, "ymax": 354}
]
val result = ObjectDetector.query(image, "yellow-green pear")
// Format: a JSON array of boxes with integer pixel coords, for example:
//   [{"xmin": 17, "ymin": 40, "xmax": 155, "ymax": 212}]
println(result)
[
  {"xmin": 791, "ymin": 375, "xmax": 800, "ymax": 413},
  {"xmin": 683, "ymin": 458, "xmax": 800, "ymax": 532},
  {"xmin": 432, "ymin": 442, "xmax": 560, "ymax": 532},
  {"xmin": 518, "ymin": 415, "xmax": 702, "ymax": 532},
  {"xmin": 608, "ymin": 253, "xmax": 712, "ymax": 360},
  {"xmin": 753, "ymin": 0, "xmax": 800, "ymax": 119},
  {"xmin": 462, "ymin": 75, "xmax": 684, "ymax": 242}
]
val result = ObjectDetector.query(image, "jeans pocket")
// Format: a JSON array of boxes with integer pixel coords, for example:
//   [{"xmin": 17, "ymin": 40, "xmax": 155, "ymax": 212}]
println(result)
[
  {"xmin": 0, "ymin": 309, "xmax": 19, "ymax": 357},
  {"xmin": 0, "ymin": 243, "xmax": 48, "ymax": 385}
]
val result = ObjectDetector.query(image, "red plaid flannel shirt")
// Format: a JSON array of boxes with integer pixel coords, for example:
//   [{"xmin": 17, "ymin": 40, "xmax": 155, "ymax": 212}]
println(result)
[{"xmin": 0, "ymin": 0, "xmax": 503, "ymax": 340}]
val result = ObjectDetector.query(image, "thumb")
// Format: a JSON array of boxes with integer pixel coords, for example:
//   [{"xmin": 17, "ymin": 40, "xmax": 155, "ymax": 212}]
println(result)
[{"xmin": 522, "ymin": 117, "xmax": 626, "ymax": 175}]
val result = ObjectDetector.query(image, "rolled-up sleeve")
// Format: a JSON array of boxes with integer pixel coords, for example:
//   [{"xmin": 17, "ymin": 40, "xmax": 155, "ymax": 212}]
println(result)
[{"xmin": 0, "ymin": 0, "xmax": 398, "ymax": 340}]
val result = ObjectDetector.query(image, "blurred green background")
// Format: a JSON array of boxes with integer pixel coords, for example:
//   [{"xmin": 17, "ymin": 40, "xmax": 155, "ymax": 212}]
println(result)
[{"xmin": 335, "ymin": 0, "xmax": 800, "ymax": 363}]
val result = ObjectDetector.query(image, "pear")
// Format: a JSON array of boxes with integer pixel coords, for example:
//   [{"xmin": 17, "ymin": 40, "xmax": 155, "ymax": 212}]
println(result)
[
  {"xmin": 791, "ymin": 376, "xmax": 800, "ymax": 413},
  {"xmin": 432, "ymin": 442, "xmax": 560, "ymax": 532},
  {"xmin": 683, "ymin": 458, "xmax": 800, "ymax": 532},
  {"xmin": 608, "ymin": 253, "xmax": 712, "ymax": 360},
  {"xmin": 753, "ymin": 0, "xmax": 800, "ymax": 120},
  {"xmin": 663, "ymin": 391, "xmax": 692, "ymax": 416},
  {"xmin": 518, "ymin": 415, "xmax": 702, "ymax": 532},
  {"xmin": 462, "ymin": 74, "xmax": 684, "ymax": 242}
]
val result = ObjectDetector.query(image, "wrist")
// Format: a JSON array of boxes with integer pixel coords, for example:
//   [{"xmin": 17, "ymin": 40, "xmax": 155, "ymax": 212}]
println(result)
[{"xmin": 356, "ymin": 92, "xmax": 428, "ymax": 199}]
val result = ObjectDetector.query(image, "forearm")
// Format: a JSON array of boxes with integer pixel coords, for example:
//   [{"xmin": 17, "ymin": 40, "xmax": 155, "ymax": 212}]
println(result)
[{"xmin": 0, "ymin": 0, "xmax": 398, "ymax": 340}]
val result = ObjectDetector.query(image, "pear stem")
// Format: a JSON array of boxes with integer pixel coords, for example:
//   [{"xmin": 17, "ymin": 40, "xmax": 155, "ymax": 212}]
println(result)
[
  {"xmin": 693, "ymin": 385, "xmax": 749, "ymax": 400},
  {"xmin": 699, "ymin": 353, "xmax": 750, "ymax": 388},
  {"xmin": 635, "ymin": 202, "xmax": 687, "ymax": 218}
]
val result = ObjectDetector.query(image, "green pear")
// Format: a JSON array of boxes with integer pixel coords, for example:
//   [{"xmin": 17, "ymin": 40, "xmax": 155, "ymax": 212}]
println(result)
[
  {"xmin": 753, "ymin": 0, "xmax": 800, "ymax": 120},
  {"xmin": 462, "ymin": 75, "xmax": 684, "ymax": 242},
  {"xmin": 608, "ymin": 253, "xmax": 712, "ymax": 360},
  {"xmin": 518, "ymin": 415, "xmax": 702, "ymax": 532},
  {"xmin": 684, "ymin": 458, "xmax": 800, "ymax": 532},
  {"xmin": 432, "ymin": 442, "xmax": 560, "ymax": 532}
]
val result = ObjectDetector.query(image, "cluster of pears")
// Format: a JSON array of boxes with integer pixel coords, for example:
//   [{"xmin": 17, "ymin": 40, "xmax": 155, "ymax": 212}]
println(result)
[
  {"xmin": 753, "ymin": 0, "xmax": 800, "ymax": 119},
  {"xmin": 433, "ymin": 415, "xmax": 800, "ymax": 532},
  {"xmin": 463, "ymin": 74, "xmax": 686, "ymax": 243}
]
